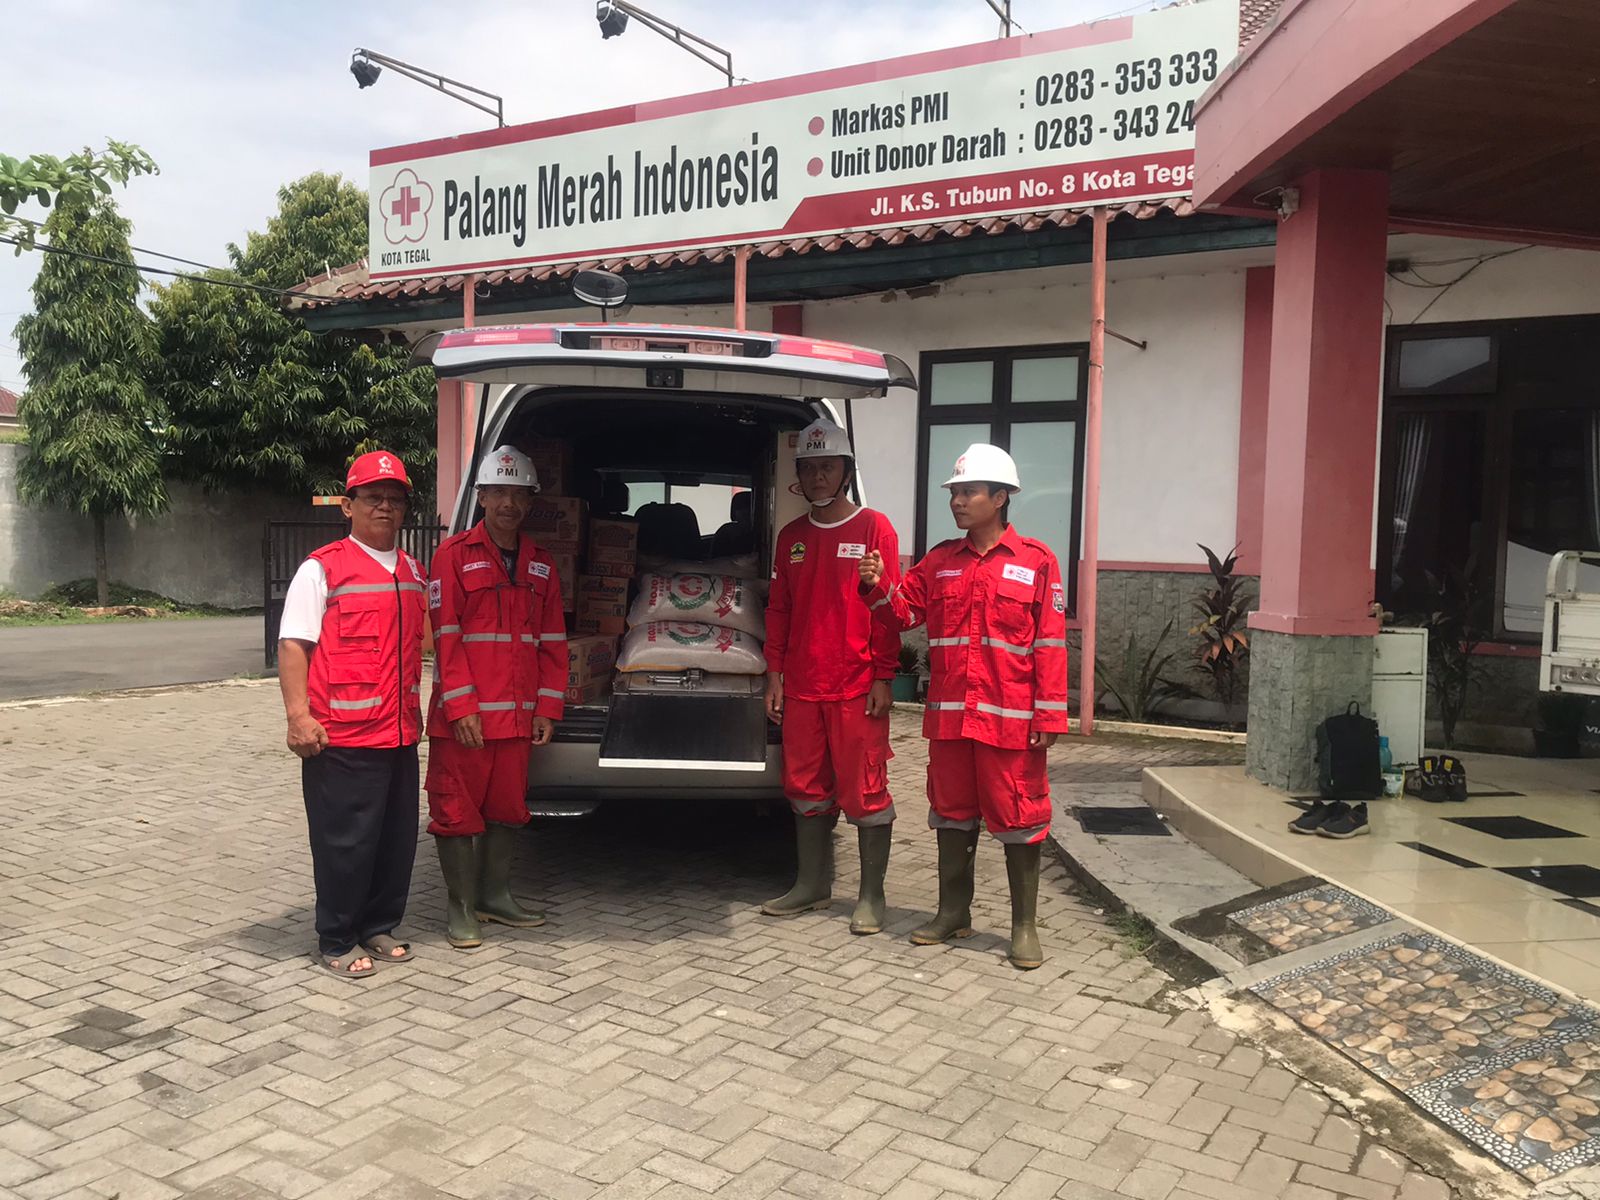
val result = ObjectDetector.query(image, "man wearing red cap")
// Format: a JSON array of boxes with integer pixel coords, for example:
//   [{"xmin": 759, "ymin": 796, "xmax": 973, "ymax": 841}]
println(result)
[{"xmin": 278, "ymin": 450, "xmax": 428, "ymax": 979}]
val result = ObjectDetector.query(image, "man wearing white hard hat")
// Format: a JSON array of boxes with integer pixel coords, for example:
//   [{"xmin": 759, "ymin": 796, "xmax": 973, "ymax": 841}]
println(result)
[
  {"xmin": 424, "ymin": 445, "xmax": 567, "ymax": 949},
  {"xmin": 761, "ymin": 418, "xmax": 903, "ymax": 934},
  {"xmin": 859, "ymin": 443, "xmax": 1071, "ymax": 969}
]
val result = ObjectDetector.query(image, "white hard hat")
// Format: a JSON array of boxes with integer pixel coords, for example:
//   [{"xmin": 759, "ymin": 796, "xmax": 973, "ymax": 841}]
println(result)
[
  {"xmin": 476, "ymin": 445, "xmax": 540, "ymax": 490},
  {"xmin": 794, "ymin": 418, "xmax": 854, "ymax": 461},
  {"xmin": 943, "ymin": 443, "xmax": 1022, "ymax": 492}
]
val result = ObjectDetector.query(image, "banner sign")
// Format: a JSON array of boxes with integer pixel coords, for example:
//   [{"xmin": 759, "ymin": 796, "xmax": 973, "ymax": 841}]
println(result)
[{"xmin": 368, "ymin": 1, "xmax": 1237, "ymax": 282}]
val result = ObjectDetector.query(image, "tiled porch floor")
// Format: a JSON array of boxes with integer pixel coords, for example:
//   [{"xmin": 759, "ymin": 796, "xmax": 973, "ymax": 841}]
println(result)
[{"xmin": 1146, "ymin": 753, "xmax": 1600, "ymax": 1002}]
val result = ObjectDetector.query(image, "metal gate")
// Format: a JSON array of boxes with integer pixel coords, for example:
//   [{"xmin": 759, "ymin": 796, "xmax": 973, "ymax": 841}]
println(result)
[{"xmin": 263, "ymin": 520, "xmax": 447, "ymax": 668}]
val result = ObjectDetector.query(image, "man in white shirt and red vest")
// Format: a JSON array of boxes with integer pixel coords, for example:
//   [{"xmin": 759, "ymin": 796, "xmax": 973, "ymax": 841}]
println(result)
[
  {"xmin": 426, "ymin": 446, "xmax": 566, "ymax": 950},
  {"xmin": 761, "ymin": 419, "xmax": 902, "ymax": 934},
  {"xmin": 859, "ymin": 444, "xmax": 1071, "ymax": 970},
  {"xmin": 278, "ymin": 450, "xmax": 428, "ymax": 979}
]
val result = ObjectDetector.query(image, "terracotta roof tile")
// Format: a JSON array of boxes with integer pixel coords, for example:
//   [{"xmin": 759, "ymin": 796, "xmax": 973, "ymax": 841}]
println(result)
[
  {"xmin": 1240, "ymin": 0, "xmax": 1287, "ymax": 46},
  {"xmin": 289, "ymin": 197, "xmax": 1195, "ymax": 310},
  {"xmin": 0, "ymin": 387, "xmax": 18, "ymax": 419}
]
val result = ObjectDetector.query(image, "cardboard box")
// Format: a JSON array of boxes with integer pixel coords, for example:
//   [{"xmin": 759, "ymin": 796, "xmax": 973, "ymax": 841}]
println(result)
[
  {"xmin": 524, "ymin": 496, "xmax": 587, "ymax": 556},
  {"xmin": 585, "ymin": 516, "xmax": 639, "ymax": 578},
  {"xmin": 552, "ymin": 554, "xmax": 579, "ymax": 611},
  {"xmin": 566, "ymin": 634, "xmax": 619, "ymax": 688},
  {"xmin": 516, "ymin": 437, "xmax": 574, "ymax": 498},
  {"xmin": 576, "ymin": 573, "xmax": 628, "ymax": 635},
  {"xmin": 564, "ymin": 677, "xmax": 611, "ymax": 706}
]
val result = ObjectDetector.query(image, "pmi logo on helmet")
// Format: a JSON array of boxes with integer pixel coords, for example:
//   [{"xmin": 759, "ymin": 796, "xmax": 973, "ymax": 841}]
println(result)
[{"xmin": 378, "ymin": 455, "xmax": 395, "ymax": 474}]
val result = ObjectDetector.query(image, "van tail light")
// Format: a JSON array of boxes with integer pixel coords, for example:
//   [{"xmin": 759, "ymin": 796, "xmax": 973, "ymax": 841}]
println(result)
[
  {"xmin": 438, "ymin": 326, "xmax": 560, "ymax": 350},
  {"xmin": 775, "ymin": 337, "xmax": 884, "ymax": 367}
]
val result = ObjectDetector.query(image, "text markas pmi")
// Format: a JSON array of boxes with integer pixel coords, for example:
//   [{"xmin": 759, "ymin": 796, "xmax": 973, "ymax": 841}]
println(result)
[{"xmin": 441, "ymin": 133, "xmax": 781, "ymax": 245}]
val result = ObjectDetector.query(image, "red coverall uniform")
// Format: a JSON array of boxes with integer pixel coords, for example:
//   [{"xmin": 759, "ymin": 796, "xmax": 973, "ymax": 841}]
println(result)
[
  {"xmin": 765, "ymin": 508, "xmax": 902, "ymax": 826},
  {"xmin": 862, "ymin": 525, "xmax": 1071, "ymax": 843},
  {"xmin": 425, "ymin": 522, "xmax": 567, "ymax": 836}
]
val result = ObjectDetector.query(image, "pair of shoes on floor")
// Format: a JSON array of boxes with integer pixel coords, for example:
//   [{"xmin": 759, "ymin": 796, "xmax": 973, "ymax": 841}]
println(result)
[{"xmin": 1288, "ymin": 799, "xmax": 1369, "ymax": 838}]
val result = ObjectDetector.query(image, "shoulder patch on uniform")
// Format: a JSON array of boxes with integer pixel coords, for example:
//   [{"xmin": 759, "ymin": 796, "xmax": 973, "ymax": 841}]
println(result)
[
  {"xmin": 530, "ymin": 561, "xmax": 551, "ymax": 579},
  {"xmin": 789, "ymin": 541, "xmax": 806, "ymax": 564},
  {"xmin": 935, "ymin": 569, "xmax": 964, "ymax": 579},
  {"xmin": 428, "ymin": 580, "xmax": 442, "ymax": 610},
  {"xmin": 1002, "ymin": 563, "xmax": 1037, "ymax": 586}
]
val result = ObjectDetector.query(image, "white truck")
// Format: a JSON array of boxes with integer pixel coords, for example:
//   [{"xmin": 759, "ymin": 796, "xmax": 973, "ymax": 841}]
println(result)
[{"xmin": 1540, "ymin": 550, "xmax": 1600, "ymax": 694}]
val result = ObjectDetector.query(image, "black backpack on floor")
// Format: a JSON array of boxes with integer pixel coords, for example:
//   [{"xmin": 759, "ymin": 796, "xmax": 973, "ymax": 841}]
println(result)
[{"xmin": 1316, "ymin": 702, "xmax": 1382, "ymax": 801}]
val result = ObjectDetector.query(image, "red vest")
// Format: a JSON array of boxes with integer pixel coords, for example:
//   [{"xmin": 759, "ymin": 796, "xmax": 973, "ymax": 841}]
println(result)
[{"xmin": 306, "ymin": 538, "xmax": 428, "ymax": 748}]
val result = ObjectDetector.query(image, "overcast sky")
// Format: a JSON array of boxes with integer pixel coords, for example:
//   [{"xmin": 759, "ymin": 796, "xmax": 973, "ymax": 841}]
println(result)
[{"xmin": 2, "ymin": 0, "xmax": 1159, "ymax": 393}]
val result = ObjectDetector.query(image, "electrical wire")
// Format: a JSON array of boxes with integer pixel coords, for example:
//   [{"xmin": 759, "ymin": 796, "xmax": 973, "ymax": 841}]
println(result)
[
  {"xmin": 0, "ymin": 236, "xmax": 311, "ymax": 301},
  {"xmin": 4, "ymin": 215, "xmax": 227, "ymax": 274},
  {"xmin": 1386, "ymin": 245, "xmax": 1533, "ymax": 324}
]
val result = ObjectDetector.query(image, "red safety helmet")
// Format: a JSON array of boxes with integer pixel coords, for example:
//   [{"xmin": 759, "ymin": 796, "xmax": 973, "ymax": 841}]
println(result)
[{"xmin": 345, "ymin": 450, "xmax": 413, "ymax": 494}]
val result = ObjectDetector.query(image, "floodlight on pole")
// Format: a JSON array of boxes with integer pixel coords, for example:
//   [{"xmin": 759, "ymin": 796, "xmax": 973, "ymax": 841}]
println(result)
[
  {"xmin": 594, "ymin": 1, "xmax": 736, "ymax": 87},
  {"xmin": 349, "ymin": 48, "xmax": 506, "ymax": 127}
]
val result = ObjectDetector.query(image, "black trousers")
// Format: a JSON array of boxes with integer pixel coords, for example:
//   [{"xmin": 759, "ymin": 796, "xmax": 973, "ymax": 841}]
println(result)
[{"xmin": 301, "ymin": 744, "xmax": 420, "ymax": 956}]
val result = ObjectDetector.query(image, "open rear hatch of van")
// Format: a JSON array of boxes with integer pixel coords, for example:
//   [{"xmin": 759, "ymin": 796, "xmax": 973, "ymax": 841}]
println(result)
[{"xmin": 419, "ymin": 323, "xmax": 914, "ymax": 776}]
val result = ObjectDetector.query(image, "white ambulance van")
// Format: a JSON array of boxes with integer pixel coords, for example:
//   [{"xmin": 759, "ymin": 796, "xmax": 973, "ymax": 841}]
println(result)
[{"xmin": 418, "ymin": 323, "xmax": 915, "ymax": 812}]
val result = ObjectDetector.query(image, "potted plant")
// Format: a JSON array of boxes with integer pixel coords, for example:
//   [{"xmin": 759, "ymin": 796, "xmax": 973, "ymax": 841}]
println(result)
[
  {"xmin": 1534, "ymin": 692, "xmax": 1586, "ymax": 758},
  {"xmin": 891, "ymin": 643, "xmax": 922, "ymax": 703},
  {"xmin": 1189, "ymin": 543, "xmax": 1253, "ymax": 726}
]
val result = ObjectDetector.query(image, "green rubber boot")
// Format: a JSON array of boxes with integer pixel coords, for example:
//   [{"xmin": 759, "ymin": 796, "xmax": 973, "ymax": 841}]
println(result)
[
  {"xmin": 474, "ymin": 822, "xmax": 546, "ymax": 928},
  {"xmin": 761, "ymin": 813, "xmax": 835, "ymax": 917},
  {"xmin": 849, "ymin": 824, "xmax": 894, "ymax": 935},
  {"xmin": 910, "ymin": 828, "xmax": 979, "ymax": 945},
  {"xmin": 1005, "ymin": 841, "xmax": 1045, "ymax": 970},
  {"xmin": 434, "ymin": 836, "xmax": 482, "ymax": 949}
]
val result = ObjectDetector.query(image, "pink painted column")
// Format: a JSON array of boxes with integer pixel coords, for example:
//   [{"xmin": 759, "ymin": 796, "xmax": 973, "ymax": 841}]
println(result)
[
  {"xmin": 1252, "ymin": 169, "xmax": 1389, "ymax": 638},
  {"xmin": 435, "ymin": 379, "xmax": 463, "ymax": 526},
  {"xmin": 1233, "ymin": 266, "xmax": 1273, "ymax": 577},
  {"xmin": 1245, "ymin": 169, "xmax": 1390, "ymax": 789}
]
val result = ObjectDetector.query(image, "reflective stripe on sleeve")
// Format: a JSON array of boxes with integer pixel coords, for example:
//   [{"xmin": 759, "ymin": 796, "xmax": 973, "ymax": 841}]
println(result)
[
  {"xmin": 537, "ymin": 689, "xmax": 565, "ymax": 701},
  {"xmin": 478, "ymin": 701, "xmax": 517, "ymax": 711},
  {"xmin": 328, "ymin": 696, "xmax": 382, "ymax": 711},
  {"xmin": 397, "ymin": 582, "xmax": 426, "ymax": 594},
  {"xmin": 981, "ymin": 637, "xmax": 1031, "ymax": 657},
  {"xmin": 540, "ymin": 632, "xmax": 567, "ymax": 643},
  {"xmin": 976, "ymin": 702, "xmax": 1033, "ymax": 720},
  {"xmin": 327, "ymin": 583, "xmax": 397, "ymax": 598},
  {"xmin": 927, "ymin": 701, "xmax": 965, "ymax": 712},
  {"xmin": 1033, "ymin": 638, "xmax": 1069, "ymax": 649},
  {"xmin": 461, "ymin": 633, "xmax": 513, "ymax": 643},
  {"xmin": 870, "ymin": 595, "xmax": 890, "ymax": 611},
  {"xmin": 1035, "ymin": 700, "xmax": 1072, "ymax": 711},
  {"xmin": 440, "ymin": 685, "xmax": 476, "ymax": 702},
  {"xmin": 927, "ymin": 637, "xmax": 964, "ymax": 648},
  {"xmin": 434, "ymin": 624, "xmax": 462, "ymax": 636},
  {"xmin": 519, "ymin": 633, "xmax": 536, "ymax": 644}
]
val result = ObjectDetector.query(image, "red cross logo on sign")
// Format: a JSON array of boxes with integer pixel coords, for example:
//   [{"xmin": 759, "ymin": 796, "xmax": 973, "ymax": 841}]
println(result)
[{"xmin": 380, "ymin": 169, "xmax": 432, "ymax": 245}]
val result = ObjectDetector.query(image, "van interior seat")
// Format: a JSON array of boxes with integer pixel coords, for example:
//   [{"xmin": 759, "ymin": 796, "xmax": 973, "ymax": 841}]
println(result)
[
  {"xmin": 713, "ymin": 491, "xmax": 755, "ymax": 558},
  {"xmin": 635, "ymin": 501, "xmax": 703, "ymax": 560}
]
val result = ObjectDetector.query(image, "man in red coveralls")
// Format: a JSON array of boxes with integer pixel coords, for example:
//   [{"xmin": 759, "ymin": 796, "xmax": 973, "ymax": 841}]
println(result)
[
  {"xmin": 426, "ymin": 446, "xmax": 567, "ymax": 950},
  {"xmin": 278, "ymin": 450, "xmax": 427, "ymax": 979},
  {"xmin": 762, "ymin": 419, "xmax": 902, "ymax": 934},
  {"xmin": 859, "ymin": 443, "xmax": 1071, "ymax": 969}
]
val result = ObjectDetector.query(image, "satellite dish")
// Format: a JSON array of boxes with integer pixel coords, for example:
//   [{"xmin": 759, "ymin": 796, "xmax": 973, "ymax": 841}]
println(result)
[{"xmin": 572, "ymin": 269, "xmax": 629, "ymax": 313}]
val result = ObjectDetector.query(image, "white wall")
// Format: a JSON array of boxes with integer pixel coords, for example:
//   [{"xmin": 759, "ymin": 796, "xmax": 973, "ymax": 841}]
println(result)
[
  {"xmin": 0, "ymin": 443, "xmax": 311, "ymax": 607},
  {"xmin": 1384, "ymin": 238, "xmax": 1600, "ymax": 326},
  {"xmin": 801, "ymin": 264, "xmax": 1247, "ymax": 562}
]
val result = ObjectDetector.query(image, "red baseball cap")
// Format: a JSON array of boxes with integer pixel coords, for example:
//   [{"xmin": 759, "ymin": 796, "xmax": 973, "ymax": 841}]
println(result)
[{"xmin": 345, "ymin": 450, "xmax": 413, "ymax": 494}]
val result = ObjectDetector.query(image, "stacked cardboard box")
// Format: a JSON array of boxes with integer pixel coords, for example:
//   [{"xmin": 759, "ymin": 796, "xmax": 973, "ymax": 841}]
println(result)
[
  {"xmin": 585, "ymin": 516, "xmax": 639, "ymax": 579},
  {"xmin": 565, "ymin": 633, "xmax": 618, "ymax": 704},
  {"xmin": 516, "ymin": 437, "xmax": 574, "ymax": 497},
  {"xmin": 524, "ymin": 494, "xmax": 587, "ymax": 611},
  {"xmin": 575, "ymin": 574, "xmax": 628, "ymax": 636}
]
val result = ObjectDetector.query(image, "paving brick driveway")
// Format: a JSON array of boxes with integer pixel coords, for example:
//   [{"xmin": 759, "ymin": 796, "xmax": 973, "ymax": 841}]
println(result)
[{"xmin": 0, "ymin": 683, "xmax": 1456, "ymax": 1200}]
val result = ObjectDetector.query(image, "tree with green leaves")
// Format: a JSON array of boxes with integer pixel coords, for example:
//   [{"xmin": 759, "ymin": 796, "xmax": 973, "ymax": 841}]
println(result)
[
  {"xmin": 0, "ymin": 142, "xmax": 157, "ymax": 251},
  {"xmin": 13, "ymin": 191, "xmax": 167, "ymax": 606},
  {"xmin": 150, "ymin": 173, "xmax": 436, "ymax": 502}
]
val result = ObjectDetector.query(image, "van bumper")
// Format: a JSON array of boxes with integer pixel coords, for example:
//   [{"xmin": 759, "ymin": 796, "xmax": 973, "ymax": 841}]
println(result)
[{"xmin": 527, "ymin": 741, "xmax": 787, "ymax": 803}]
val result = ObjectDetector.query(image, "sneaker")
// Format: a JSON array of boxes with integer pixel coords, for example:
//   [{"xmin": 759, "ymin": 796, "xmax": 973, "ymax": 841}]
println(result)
[
  {"xmin": 1289, "ymin": 800, "xmax": 1341, "ymax": 835},
  {"xmin": 1316, "ymin": 802, "xmax": 1370, "ymax": 839}
]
